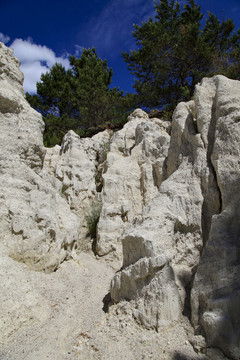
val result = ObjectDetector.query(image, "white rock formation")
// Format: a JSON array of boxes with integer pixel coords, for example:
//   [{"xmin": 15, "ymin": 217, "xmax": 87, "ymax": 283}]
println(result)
[
  {"xmin": 96, "ymin": 109, "xmax": 171, "ymax": 259},
  {"xmin": 0, "ymin": 41, "xmax": 239, "ymax": 359},
  {"xmin": 191, "ymin": 76, "xmax": 240, "ymax": 360},
  {"xmin": 110, "ymin": 107, "xmax": 204, "ymax": 329},
  {"xmin": 0, "ymin": 42, "xmax": 113, "ymax": 270},
  {"xmin": 0, "ymin": 42, "xmax": 80, "ymax": 272},
  {"xmin": 43, "ymin": 128, "xmax": 112, "ymax": 243},
  {"xmin": 111, "ymin": 76, "xmax": 240, "ymax": 359}
]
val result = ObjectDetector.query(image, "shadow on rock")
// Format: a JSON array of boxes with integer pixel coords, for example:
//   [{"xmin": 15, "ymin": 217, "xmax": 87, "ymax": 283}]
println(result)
[
  {"xmin": 172, "ymin": 352, "xmax": 207, "ymax": 360},
  {"xmin": 102, "ymin": 292, "xmax": 112, "ymax": 313}
]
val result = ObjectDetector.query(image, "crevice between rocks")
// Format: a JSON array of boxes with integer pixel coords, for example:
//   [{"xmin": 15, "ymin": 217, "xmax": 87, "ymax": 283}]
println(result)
[{"xmin": 201, "ymin": 93, "xmax": 222, "ymax": 247}]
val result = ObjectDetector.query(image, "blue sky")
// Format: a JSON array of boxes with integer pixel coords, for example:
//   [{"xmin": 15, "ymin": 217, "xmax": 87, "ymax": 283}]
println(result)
[{"xmin": 1, "ymin": 0, "xmax": 240, "ymax": 93}]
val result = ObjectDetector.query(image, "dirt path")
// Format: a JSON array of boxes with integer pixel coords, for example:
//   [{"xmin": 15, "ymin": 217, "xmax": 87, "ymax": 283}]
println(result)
[
  {"xmin": 0, "ymin": 252, "xmax": 222, "ymax": 360},
  {"xmin": 0, "ymin": 253, "xmax": 114, "ymax": 360}
]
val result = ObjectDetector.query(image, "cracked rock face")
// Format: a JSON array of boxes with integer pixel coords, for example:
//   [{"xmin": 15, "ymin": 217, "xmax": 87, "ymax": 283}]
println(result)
[
  {"xmin": 110, "ymin": 76, "xmax": 240, "ymax": 359},
  {"xmin": 0, "ymin": 42, "xmax": 113, "ymax": 271},
  {"xmin": 43, "ymin": 129, "xmax": 112, "ymax": 244},
  {"xmin": 96, "ymin": 109, "xmax": 171, "ymax": 260},
  {"xmin": 0, "ymin": 42, "xmax": 81, "ymax": 272},
  {"xmin": 191, "ymin": 76, "xmax": 240, "ymax": 360}
]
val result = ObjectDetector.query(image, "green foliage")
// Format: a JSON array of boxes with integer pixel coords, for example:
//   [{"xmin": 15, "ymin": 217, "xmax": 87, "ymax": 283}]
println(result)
[
  {"xmin": 61, "ymin": 184, "xmax": 69, "ymax": 194},
  {"xmin": 122, "ymin": 0, "xmax": 240, "ymax": 115},
  {"xmin": 26, "ymin": 48, "xmax": 130, "ymax": 146},
  {"xmin": 86, "ymin": 201, "xmax": 102, "ymax": 239}
]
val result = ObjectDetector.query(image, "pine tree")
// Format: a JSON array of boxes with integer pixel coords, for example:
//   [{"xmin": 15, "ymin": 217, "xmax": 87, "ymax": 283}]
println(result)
[
  {"xmin": 122, "ymin": 0, "xmax": 240, "ymax": 117},
  {"xmin": 26, "ymin": 48, "xmax": 128, "ymax": 146}
]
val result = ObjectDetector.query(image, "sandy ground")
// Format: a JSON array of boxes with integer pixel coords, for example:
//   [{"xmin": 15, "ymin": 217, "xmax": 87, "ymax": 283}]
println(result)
[{"xmin": 0, "ymin": 251, "xmax": 227, "ymax": 360}]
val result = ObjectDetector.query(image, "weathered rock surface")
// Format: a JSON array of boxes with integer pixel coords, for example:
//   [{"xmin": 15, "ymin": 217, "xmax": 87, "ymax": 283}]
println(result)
[
  {"xmin": 0, "ymin": 42, "xmax": 82, "ymax": 272},
  {"xmin": 0, "ymin": 41, "xmax": 239, "ymax": 360},
  {"xmin": 110, "ymin": 103, "xmax": 205, "ymax": 329},
  {"xmin": 111, "ymin": 76, "xmax": 240, "ymax": 359},
  {"xmin": 0, "ymin": 42, "xmax": 113, "ymax": 271},
  {"xmin": 96, "ymin": 109, "xmax": 171, "ymax": 259},
  {"xmin": 43, "ymin": 128, "xmax": 112, "ymax": 244},
  {"xmin": 191, "ymin": 76, "xmax": 240, "ymax": 360}
]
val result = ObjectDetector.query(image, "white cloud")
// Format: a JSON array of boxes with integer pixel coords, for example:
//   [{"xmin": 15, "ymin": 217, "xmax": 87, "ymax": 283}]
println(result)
[
  {"xmin": 82, "ymin": 0, "xmax": 155, "ymax": 57},
  {"xmin": 20, "ymin": 61, "xmax": 49, "ymax": 94},
  {"xmin": 10, "ymin": 38, "xmax": 70, "ymax": 93},
  {"xmin": 0, "ymin": 32, "xmax": 10, "ymax": 44},
  {"xmin": 75, "ymin": 44, "xmax": 84, "ymax": 57}
]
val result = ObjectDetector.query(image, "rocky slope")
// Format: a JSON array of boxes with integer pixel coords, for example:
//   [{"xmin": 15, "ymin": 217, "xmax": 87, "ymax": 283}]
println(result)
[{"xmin": 0, "ymin": 41, "xmax": 239, "ymax": 359}]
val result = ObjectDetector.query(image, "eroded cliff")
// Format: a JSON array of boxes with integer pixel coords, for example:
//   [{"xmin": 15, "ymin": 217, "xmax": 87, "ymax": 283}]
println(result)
[{"xmin": 0, "ymin": 42, "xmax": 239, "ymax": 360}]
